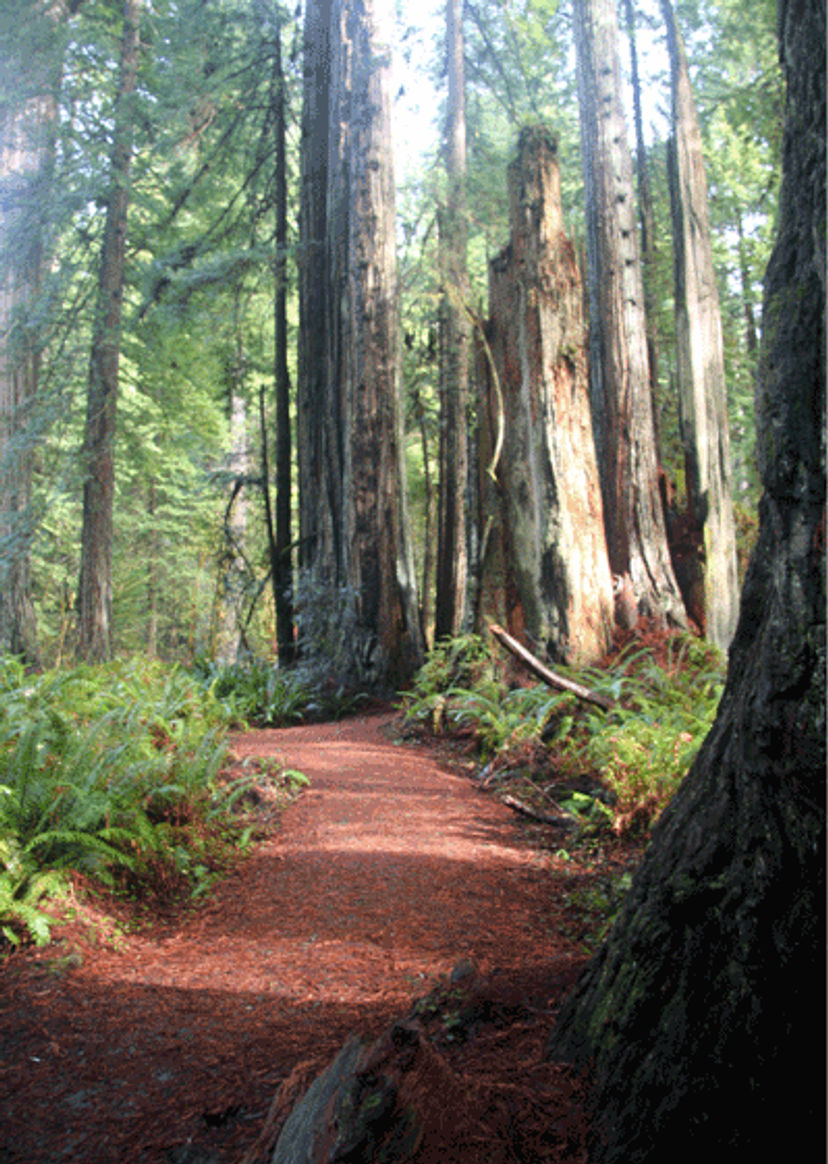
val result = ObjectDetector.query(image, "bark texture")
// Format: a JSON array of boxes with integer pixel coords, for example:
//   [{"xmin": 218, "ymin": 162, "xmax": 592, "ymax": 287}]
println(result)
[
  {"xmin": 434, "ymin": 0, "xmax": 469, "ymax": 641},
  {"xmin": 549, "ymin": 2, "xmax": 825, "ymax": 1157},
  {"xmin": 662, "ymin": 0, "xmax": 739, "ymax": 651},
  {"xmin": 272, "ymin": 20, "xmax": 295, "ymax": 665},
  {"xmin": 77, "ymin": 0, "xmax": 141, "ymax": 661},
  {"xmin": 486, "ymin": 127, "xmax": 613, "ymax": 665},
  {"xmin": 573, "ymin": 0, "xmax": 686, "ymax": 628},
  {"xmin": 297, "ymin": 0, "xmax": 422, "ymax": 687}
]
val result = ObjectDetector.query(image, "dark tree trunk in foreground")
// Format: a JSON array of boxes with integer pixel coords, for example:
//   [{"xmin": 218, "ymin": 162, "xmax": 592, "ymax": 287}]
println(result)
[
  {"xmin": 77, "ymin": 0, "xmax": 141, "ymax": 661},
  {"xmin": 434, "ymin": 0, "xmax": 470, "ymax": 641},
  {"xmin": 298, "ymin": 0, "xmax": 422, "ymax": 687},
  {"xmin": 573, "ymin": 0, "xmax": 686, "ymax": 629},
  {"xmin": 550, "ymin": 3, "xmax": 825, "ymax": 1158},
  {"xmin": 486, "ymin": 127, "xmax": 613, "ymax": 665},
  {"xmin": 662, "ymin": 0, "xmax": 739, "ymax": 651}
]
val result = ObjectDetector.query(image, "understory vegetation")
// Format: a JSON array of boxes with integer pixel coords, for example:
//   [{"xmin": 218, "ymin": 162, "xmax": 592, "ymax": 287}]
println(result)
[
  {"xmin": 0, "ymin": 655, "xmax": 305, "ymax": 949},
  {"xmin": 398, "ymin": 630, "xmax": 725, "ymax": 840},
  {"xmin": 0, "ymin": 627, "xmax": 724, "ymax": 952}
]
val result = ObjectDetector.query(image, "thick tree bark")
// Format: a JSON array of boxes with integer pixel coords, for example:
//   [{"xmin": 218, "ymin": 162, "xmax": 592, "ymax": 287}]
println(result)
[
  {"xmin": 549, "ymin": 3, "xmax": 825, "ymax": 1158},
  {"xmin": 77, "ymin": 0, "xmax": 141, "ymax": 661},
  {"xmin": 662, "ymin": 0, "xmax": 739, "ymax": 651},
  {"xmin": 297, "ymin": 0, "xmax": 333, "ymax": 578},
  {"xmin": 622, "ymin": 0, "xmax": 661, "ymax": 435},
  {"xmin": 297, "ymin": 0, "xmax": 422, "ymax": 687},
  {"xmin": 0, "ymin": 1, "xmax": 69, "ymax": 664},
  {"xmin": 272, "ymin": 19, "xmax": 295, "ymax": 666},
  {"xmin": 434, "ymin": 0, "xmax": 470, "ymax": 641},
  {"xmin": 573, "ymin": 0, "xmax": 686, "ymax": 629},
  {"xmin": 486, "ymin": 127, "xmax": 613, "ymax": 665}
]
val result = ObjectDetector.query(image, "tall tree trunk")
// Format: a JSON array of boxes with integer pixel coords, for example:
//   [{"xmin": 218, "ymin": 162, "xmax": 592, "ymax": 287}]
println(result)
[
  {"xmin": 622, "ymin": 0, "xmax": 661, "ymax": 436},
  {"xmin": 298, "ymin": 0, "xmax": 422, "ymax": 687},
  {"xmin": 434, "ymin": 0, "xmax": 470, "ymax": 641},
  {"xmin": 573, "ymin": 0, "xmax": 686, "ymax": 628},
  {"xmin": 272, "ymin": 17, "xmax": 295, "ymax": 665},
  {"xmin": 486, "ymin": 127, "xmax": 614, "ymax": 665},
  {"xmin": 297, "ymin": 0, "xmax": 336, "ymax": 584},
  {"xmin": 662, "ymin": 0, "xmax": 739, "ymax": 651},
  {"xmin": 0, "ymin": 0, "xmax": 69, "ymax": 664},
  {"xmin": 550, "ymin": 2, "xmax": 825, "ymax": 1157},
  {"xmin": 77, "ymin": 0, "xmax": 141, "ymax": 661}
]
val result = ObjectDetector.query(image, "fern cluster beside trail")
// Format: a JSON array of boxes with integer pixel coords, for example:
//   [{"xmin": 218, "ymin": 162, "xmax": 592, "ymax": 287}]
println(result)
[
  {"xmin": 0, "ymin": 655, "xmax": 269, "ymax": 949},
  {"xmin": 399, "ymin": 632, "xmax": 725, "ymax": 837}
]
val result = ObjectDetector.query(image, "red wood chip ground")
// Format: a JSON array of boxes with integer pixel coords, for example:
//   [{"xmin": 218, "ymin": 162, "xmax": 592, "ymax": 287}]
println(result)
[{"xmin": 0, "ymin": 712, "xmax": 593, "ymax": 1163}]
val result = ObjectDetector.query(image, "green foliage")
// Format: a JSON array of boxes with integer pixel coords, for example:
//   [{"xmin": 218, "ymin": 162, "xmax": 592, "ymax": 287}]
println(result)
[
  {"xmin": 401, "ymin": 633, "xmax": 725, "ymax": 836},
  {"xmin": 0, "ymin": 655, "xmax": 258, "ymax": 949}
]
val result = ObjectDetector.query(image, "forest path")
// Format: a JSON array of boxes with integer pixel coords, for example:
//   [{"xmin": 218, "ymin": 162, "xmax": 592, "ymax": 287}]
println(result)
[{"xmin": 0, "ymin": 712, "xmax": 586, "ymax": 1164}]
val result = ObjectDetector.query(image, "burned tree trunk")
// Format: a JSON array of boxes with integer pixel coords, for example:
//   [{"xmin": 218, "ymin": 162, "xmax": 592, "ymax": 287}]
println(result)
[
  {"xmin": 550, "ymin": 1, "xmax": 825, "ymax": 1156},
  {"xmin": 485, "ymin": 127, "xmax": 613, "ymax": 665}
]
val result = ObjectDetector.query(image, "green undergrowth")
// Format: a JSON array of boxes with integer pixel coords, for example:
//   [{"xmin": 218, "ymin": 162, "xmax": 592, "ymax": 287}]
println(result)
[
  {"xmin": 399, "ymin": 632, "xmax": 725, "ymax": 840},
  {"xmin": 191, "ymin": 654, "xmax": 365, "ymax": 727},
  {"xmin": 0, "ymin": 655, "xmax": 302, "ymax": 951}
]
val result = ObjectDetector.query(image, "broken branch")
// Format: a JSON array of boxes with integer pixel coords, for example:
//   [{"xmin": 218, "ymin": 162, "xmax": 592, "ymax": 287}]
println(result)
[{"xmin": 488, "ymin": 623, "xmax": 614, "ymax": 711}]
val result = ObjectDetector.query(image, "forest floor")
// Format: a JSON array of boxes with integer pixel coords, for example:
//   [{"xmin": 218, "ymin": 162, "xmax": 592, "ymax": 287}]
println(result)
[{"xmin": 0, "ymin": 709, "xmax": 636, "ymax": 1163}]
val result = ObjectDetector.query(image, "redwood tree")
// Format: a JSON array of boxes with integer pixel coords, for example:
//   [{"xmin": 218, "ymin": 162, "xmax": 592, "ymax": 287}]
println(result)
[
  {"xmin": 573, "ymin": 0, "xmax": 686, "ymax": 628},
  {"xmin": 486, "ymin": 127, "xmax": 614, "ymax": 665},
  {"xmin": 297, "ymin": 0, "xmax": 422, "ymax": 687},
  {"xmin": 77, "ymin": 0, "xmax": 141, "ymax": 661},
  {"xmin": 434, "ymin": 0, "xmax": 470, "ymax": 641},
  {"xmin": 0, "ymin": 1, "xmax": 73, "ymax": 663},
  {"xmin": 550, "ymin": 1, "xmax": 825, "ymax": 1156},
  {"xmin": 662, "ymin": 0, "xmax": 740, "ymax": 650}
]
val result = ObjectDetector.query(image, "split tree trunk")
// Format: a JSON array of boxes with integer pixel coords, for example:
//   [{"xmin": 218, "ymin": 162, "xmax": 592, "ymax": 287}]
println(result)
[
  {"xmin": 662, "ymin": 0, "xmax": 739, "ymax": 650},
  {"xmin": 77, "ymin": 0, "xmax": 141, "ymax": 661},
  {"xmin": 434, "ymin": 0, "xmax": 470, "ymax": 641},
  {"xmin": 550, "ymin": 2, "xmax": 825, "ymax": 1156},
  {"xmin": 573, "ymin": 0, "xmax": 686, "ymax": 628},
  {"xmin": 486, "ymin": 127, "xmax": 613, "ymax": 665}
]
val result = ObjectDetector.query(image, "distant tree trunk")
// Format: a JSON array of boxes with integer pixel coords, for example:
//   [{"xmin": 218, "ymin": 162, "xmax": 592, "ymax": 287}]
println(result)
[
  {"xmin": 145, "ymin": 479, "xmax": 158, "ymax": 656},
  {"xmin": 434, "ymin": 0, "xmax": 470, "ymax": 641},
  {"xmin": 736, "ymin": 210, "xmax": 759, "ymax": 356},
  {"xmin": 77, "ymin": 0, "xmax": 141, "ymax": 661},
  {"xmin": 215, "ymin": 381, "xmax": 249, "ymax": 666},
  {"xmin": 622, "ymin": 0, "xmax": 661, "ymax": 434},
  {"xmin": 550, "ymin": 3, "xmax": 825, "ymax": 1158},
  {"xmin": 486, "ymin": 127, "xmax": 613, "ymax": 665},
  {"xmin": 297, "ymin": 0, "xmax": 422, "ymax": 687},
  {"xmin": 272, "ymin": 18, "xmax": 295, "ymax": 665},
  {"xmin": 0, "ymin": 1, "xmax": 69, "ymax": 664},
  {"xmin": 573, "ymin": 0, "xmax": 686, "ymax": 629},
  {"xmin": 662, "ymin": 0, "xmax": 739, "ymax": 650}
]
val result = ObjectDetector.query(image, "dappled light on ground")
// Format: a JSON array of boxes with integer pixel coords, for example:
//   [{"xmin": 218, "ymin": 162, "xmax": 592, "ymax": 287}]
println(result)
[{"xmin": 0, "ymin": 712, "xmax": 592, "ymax": 1163}]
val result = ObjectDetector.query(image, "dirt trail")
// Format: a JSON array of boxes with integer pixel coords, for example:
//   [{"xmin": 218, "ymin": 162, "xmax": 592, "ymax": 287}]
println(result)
[{"xmin": 0, "ymin": 713, "xmax": 587, "ymax": 1163}]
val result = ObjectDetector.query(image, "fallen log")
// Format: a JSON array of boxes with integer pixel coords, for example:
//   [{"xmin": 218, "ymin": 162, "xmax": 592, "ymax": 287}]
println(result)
[
  {"xmin": 501, "ymin": 794, "xmax": 573, "ymax": 829},
  {"xmin": 488, "ymin": 623, "xmax": 614, "ymax": 711}
]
